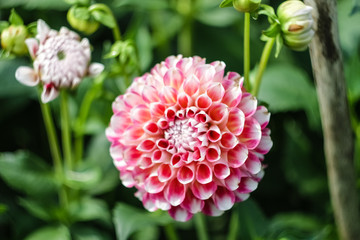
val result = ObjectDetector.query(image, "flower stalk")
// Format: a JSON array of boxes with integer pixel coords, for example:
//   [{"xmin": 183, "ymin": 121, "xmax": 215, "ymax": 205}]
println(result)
[
  {"xmin": 60, "ymin": 90, "xmax": 73, "ymax": 170},
  {"xmin": 195, "ymin": 214, "xmax": 209, "ymax": 240},
  {"xmin": 244, "ymin": 12, "xmax": 251, "ymax": 91}
]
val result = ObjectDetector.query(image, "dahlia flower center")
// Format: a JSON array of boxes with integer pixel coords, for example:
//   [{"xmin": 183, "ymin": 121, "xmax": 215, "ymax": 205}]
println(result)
[
  {"xmin": 164, "ymin": 117, "xmax": 204, "ymax": 153},
  {"xmin": 57, "ymin": 50, "xmax": 65, "ymax": 60}
]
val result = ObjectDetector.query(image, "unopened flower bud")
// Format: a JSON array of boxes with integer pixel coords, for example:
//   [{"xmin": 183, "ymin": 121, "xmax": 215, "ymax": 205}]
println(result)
[
  {"xmin": 233, "ymin": 0, "xmax": 261, "ymax": 13},
  {"xmin": 67, "ymin": 6, "xmax": 99, "ymax": 35},
  {"xmin": 277, "ymin": 0, "xmax": 314, "ymax": 51},
  {"xmin": 1, "ymin": 25, "xmax": 28, "ymax": 55}
]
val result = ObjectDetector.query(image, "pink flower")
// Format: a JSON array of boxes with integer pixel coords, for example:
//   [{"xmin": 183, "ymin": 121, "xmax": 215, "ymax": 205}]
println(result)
[
  {"xmin": 106, "ymin": 55, "xmax": 272, "ymax": 221},
  {"xmin": 15, "ymin": 19, "xmax": 104, "ymax": 103}
]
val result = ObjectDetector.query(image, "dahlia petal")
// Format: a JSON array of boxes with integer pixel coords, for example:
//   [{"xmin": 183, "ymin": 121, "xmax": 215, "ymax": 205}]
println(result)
[
  {"xmin": 168, "ymin": 207, "xmax": 193, "ymax": 222},
  {"xmin": 88, "ymin": 63, "xmax": 104, "ymax": 77},
  {"xmin": 210, "ymin": 61, "xmax": 226, "ymax": 82},
  {"xmin": 177, "ymin": 165, "xmax": 195, "ymax": 184},
  {"xmin": 239, "ymin": 118, "xmax": 262, "ymax": 149},
  {"xmin": 181, "ymin": 191, "xmax": 205, "ymax": 214},
  {"xmin": 164, "ymin": 68, "xmax": 184, "ymax": 89},
  {"xmin": 206, "ymin": 82, "xmax": 225, "ymax": 102},
  {"xmin": 206, "ymin": 144, "xmax": 221, "ymax": 162},
  {"xmin": 202, "ymin": 200, "xmax": 224, "ymax": 216},
  {"xmin": 183, "ymin": 75, "xmax": 200, "ymax": 96},
  {"xmin": 37, "ymin": 19, "xmax": 50, "ymax": 44},
  {"xmin": 165, "ymin": 178, "xmax": 186, "ymax": 206},
  {"xmin": 145, "ymin": 175, "xmax": 166, "ymax": 194},
  {"xmin": 130, "ymin": 104, "xmax": 151, "ymax": 123},
  {"xmin": 213, "ymin": 186, "xmax": 235, "ymax": 211},
  {"xmin": 142, "ymin": 192, "xmax": 157, "ymax": 212},
  {"xmin": 237, "ymin": 177, "xmax": 258, "ymax": 194},
  {"xmin": 110, "ymin": 111, "xmax": 131, "ymax": 134},
  {"xmin": 164, "ymin": 107, "xmax": 177, "ymax": 120},
  {"xmin": 157, "ymin": 117, "xmax": 169, "ymax": 129},
  {"xmin": 213, "ymin": 163, "xmax": 231, "ymax": 179},
  {"xmin": 143, "ymin": 122, "xmax": 161, "ymax": 136},
  {"xmin": 195, "ymin": 65, "xmax": 215, "ymax": 88},
  {"xmin": 15, "ymin": 66, "xmax": 39, "ymax": 87},
  {"xmin": 234, "ymin": 192, "xmax": 250, "ymax": 202},
  {"xmin": 41, "ymin": 84, "xmax": 59, "ymax": 103},
  {"xmin": 196, "ymin": 163, "xmax": 213, "ymax": 184},
  {"xmin": 227, "ymin": 144, "xmax": 248, "ymax": 168},
  {"xmin": 220, "ymin": 132, "xmax": 238, "ymax": 149},
  {"xmin": 244, "ymin": 152, "xmax": 262, "ymax": 174},
  {"xmin": 137, "ymin": 139, "xmax": 156, "ymax": 152},
  {"xmin": 177, "ymin": 92, "xmax": 192, "ymax": 109},
  {"xmin": 121, "ymin": 126, "xmax": 144, "ymax": 144},
  {"xmin": 160, "ymin": 86, "xmax": 178, "ymax": 105},
  {"xmin": 255, "ymin": 128, "xmax": 273, "ymax": 154},
  {"xmin": 192, "ymin": 147, "xmax": 205, "ymax": 162},
  {"xmin": 156, "ymin": 139, "xmax": 170, "ymax": 150},
  {"xmin": 195, "ymin": 94, "xmax": 212, "ymax": 111},
  {"xmin": 227, "ymin": 108, "xmax": 245, "ymax": 136},
  {"xmin": 120, "ymin": 171, "xmax": 136, "ymax": 188},
  {"xmin": 109, "ymin": 143, "xmax": 123, "ymax": 160},
  {"xmin": 223, "ymin": 72, "xmax": 243, "ymax": 87},
  {"xmin": 191, "ymin": 181, "xmax": 217, "ymax": 200},
  {"xmin": 222, "ymin": 80, "xmax": 242, "ymax": 108},
  {"xmin": 224, "ymin": 168, "xmax": 242, "ymax": 191},
  {"xmin": 253, "ymin": 106, "xmax": 270, "ymax": 129},
  {"xmin": 176, "ymin": 109, "xmax": 186, "ymax": 119},
  {"xmin": 186, "ymin": 106, "xmax": 199, "ymax": 118},
  {"xmin": 25, "ymin": 38, "xmax": 39, "ymax": 59},
  {"xmin": 153, "ymin": 192, "xmax": 171, "ymax": 210},
  {"xmin": 170, "ymin": 153, "xmax": 185, "ymax": 168},
  {"xmin": 123, "ymin": 92, "xmax": 144, "ymax": 108},
  {"xmin": 158, "ymin": 164, "xmax": 173, "ymax": 182},
  {"xmin": 208, "ymin": 103, "xmax": 229, "ymax": 126},
  {"xmin": 195, "ymin": 111, "xmax": 210, "ymax": 124},
  {"xmin": 207, "ymin": 125, "xmax": 221, "ymax": 143},
  {"xmin": 105, "ymin": 127, "xmax": 118, "ymax": 142},
  {"xmin": 176, "ymin": 57, "xmax": 193, "ymax": 75},
  {"xmin": 139, "ymin": 156, "xmax": 153, "ymax": 169},
  {"xmin": 150, "ymin": 102, "xmax": 166, "ymax": 118},
  {"xmin": 237, "ymin": 93, "xmax": 257, "ymax": 117},
  {"xmin": 142, "ymin": 85, "xmax": 160, "ymax": 103}
]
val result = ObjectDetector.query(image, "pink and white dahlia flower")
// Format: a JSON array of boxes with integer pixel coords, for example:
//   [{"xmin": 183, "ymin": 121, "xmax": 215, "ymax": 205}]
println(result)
[
  {"xmin": 106, "ymin": 55, "xmax": 272, "ymax": 221},
  {"xmin": 15, "ymin": 19, "xmax": 104, "ymax": 103}
]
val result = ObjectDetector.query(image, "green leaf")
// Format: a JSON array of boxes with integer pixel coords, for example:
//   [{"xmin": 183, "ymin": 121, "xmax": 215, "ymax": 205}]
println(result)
[
  {"xmin": 64, "ymin": 167, "xmax": 102, "ymax": 190},
  {"xmin": 90, "ymin": 9, "xmax": 116, "ymax": 29},
  {"xmin": 64, "ymin": 0, "xmax": 90, "ymax": 5},
  {"xmin": 19, "ymin": 198, "xmax": 55, "ymax": 221},
  {"xmin": 236, "ymin": 199, "xmax": 268, "ymax": 239},
  {"xmin": 9, "ymin": 9, "xmax": 24, "ymax": 25},
  {"xmin": 0, "ymin": 0, "xmax": 69, "ymax": 10},
  {"xmin": 258, "ymin": 4, "xmax": 278, "ymax": 23},
  {"xmin": 0, "ymin": 21, "xmax": 9, "ymax": 32},
  {"xmin": 258, "ymin": 63, "xmax": 320, "ymax": 128},
  {"xmin": 0, "ymin": 203, "xmax": 7, "ymax": 215},
  {"xmin": 219, "ymin": 0, "xmax": 233, "ymax": 8},
  {"xmin": 72, "ymin": 6, "xmax": 91, "ymax": 21},
  {"xmin": 113, "ymin": 203, "xmax": 173, "ymax": 240},
  {"xmin": 114, "ymin": 0, "xmax": 169, "ymax": 10},
  {"xmin": 262, "ymin": 23, "xmax": 280, "ymax": 38},
  {"xmin": 0, "ymin": 151, "xmax": 58, "ymax": 196},
  {"xmin": 69, "ymin": 197, "xmax": 111, "ymax": 224},
  {"xmin": 25, "ymin": 225, "xmax": 71, "ymax": 240},
  {"xmin": 72, "ymin": 226, "xmax": 112, "ymax": 240},
  {"xmin": 275, "ymin": 34, "xmax": 283, "ymax": 58}
]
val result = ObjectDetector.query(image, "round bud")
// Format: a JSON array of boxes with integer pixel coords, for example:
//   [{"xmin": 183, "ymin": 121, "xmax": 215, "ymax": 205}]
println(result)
[
  {"xmin": 233, "ymin": 0, "xmax": 261, "ymax": 13},
  {"xmin": 67, "ymin": 6, "xmax": 100, "ymax": 35},
  {"xmin": 1, "ymin": 25, "xmax": 28, "ymax": 55},
  {"xmin": 277, "ymin": 0, "xmax": 314, "ymax": 51}
]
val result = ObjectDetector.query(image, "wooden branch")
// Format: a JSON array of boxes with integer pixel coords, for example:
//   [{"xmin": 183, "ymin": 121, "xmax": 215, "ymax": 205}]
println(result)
[{"xmin": 304, "ymin": 0, "xmax": 360, "ymax": 239}]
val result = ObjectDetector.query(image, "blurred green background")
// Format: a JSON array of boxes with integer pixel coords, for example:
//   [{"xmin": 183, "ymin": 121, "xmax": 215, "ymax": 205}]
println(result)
[{"xmin": 0, "ymin": 0, "xmax": 360, "ymax": 239}]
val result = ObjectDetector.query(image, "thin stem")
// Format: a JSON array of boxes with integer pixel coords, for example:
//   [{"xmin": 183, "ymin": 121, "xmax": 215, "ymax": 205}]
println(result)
[
  {"xmin": 252, "ymin": 37, "xmax": 275, "ymax": 97},
  {"xmin": 164, "ymin": 223, "xmax": 179, "ymax": 240},
  {"xmin": 195, "ymin": 214, "xmax": 209, "ymax": 240},
  {"xmin": 74, "ymin": 73, "xmax": 106, "ymax": 163},
  {"xmin": 60, "ymin": 91, "xmax": 73, "ymax": 170},
  {"xmin": 177, "ymin": 0, "xmax": 193, "ymax": 56},
  {"xmin": 244, "ymin": 12, "xmax": 251, "ymax": 91},
  {"xmin": 227, "ymin": 210, "xmax": 239, "ymax": 240},
  {"xmin": 38, "ymin": 92, "xmax": 68, "ymax": 209},
  {"xmin": 89, "ymin": 3, "xmax": 121, "ymax": 41}
]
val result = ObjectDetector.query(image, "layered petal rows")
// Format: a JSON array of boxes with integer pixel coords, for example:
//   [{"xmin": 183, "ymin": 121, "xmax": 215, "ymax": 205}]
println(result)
[
  {"xmin": 106, "ymin": 55, "xmax": 272, "ymax": 221},
  {"xmin": 15, "ymin": 19, "xmax": 103, "ymax": 103}
]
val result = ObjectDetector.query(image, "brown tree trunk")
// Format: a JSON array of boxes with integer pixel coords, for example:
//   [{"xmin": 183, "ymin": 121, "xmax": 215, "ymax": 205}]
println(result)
[{"xmin": 304, "ymin": 0, "xmax": 360, "ymax": 239}]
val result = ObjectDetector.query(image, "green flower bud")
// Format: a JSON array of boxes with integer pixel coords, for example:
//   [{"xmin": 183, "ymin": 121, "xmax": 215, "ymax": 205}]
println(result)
[
  {"xmin": 1, "ymin": 25, "xmax": 28, "ymax": 55},
  {"xmin": 67, "ymin": 5, "xmax": 100, "ymax": 35},
  {"xmin": 233, "ymin": 0, "xmax": 261, "ymax": 13},
  {"xmin": 277, "ymin": 0, "xmax": 314, "ymax": 51}
]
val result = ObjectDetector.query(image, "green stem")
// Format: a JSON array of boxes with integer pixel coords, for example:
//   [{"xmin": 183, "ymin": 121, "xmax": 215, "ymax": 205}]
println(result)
[
  {"xmin": 177, "ymin": 0, "xmax": 193, "ymax": 56},
  {"xmin": 252, "ymin": 37, "xmax": 275, "ymax": 97},
  {"xmin": 164, "ymin": 223, "xmax": 179, "ymax": 240},
  {"xmin": 38, "ymin": 92, "xmax": 68, "ymax": 209},
  {"xmin": 89, "ymin": 3, "xmax": 121, "ymax": 41},
  {"xmin": 195, "ymin": 214, "xmax": 209, "ymax": 240},
  {"xmin": 74, "ymin": 73, "xmax": 106, "ymax": 163},
  {"xmin": 244, "ymin": 12, "xmax": 251, "ymax": 91},
  {"xmin": 227, "ymin": 210, "xmax": 239, "ymax": 240},
  {"xmin": 60, "ymin": 91, "xmax": 73, "ymax": 170}
]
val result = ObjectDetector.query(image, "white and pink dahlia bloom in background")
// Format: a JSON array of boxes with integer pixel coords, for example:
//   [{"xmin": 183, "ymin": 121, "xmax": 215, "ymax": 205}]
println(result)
[
  {"xmin": 15, "ymin": 19, "xmax": 104, "ymax": 103},
  {"xmin": 106, "ymin": 55, "xmax": 273, "ymax": 221}
]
